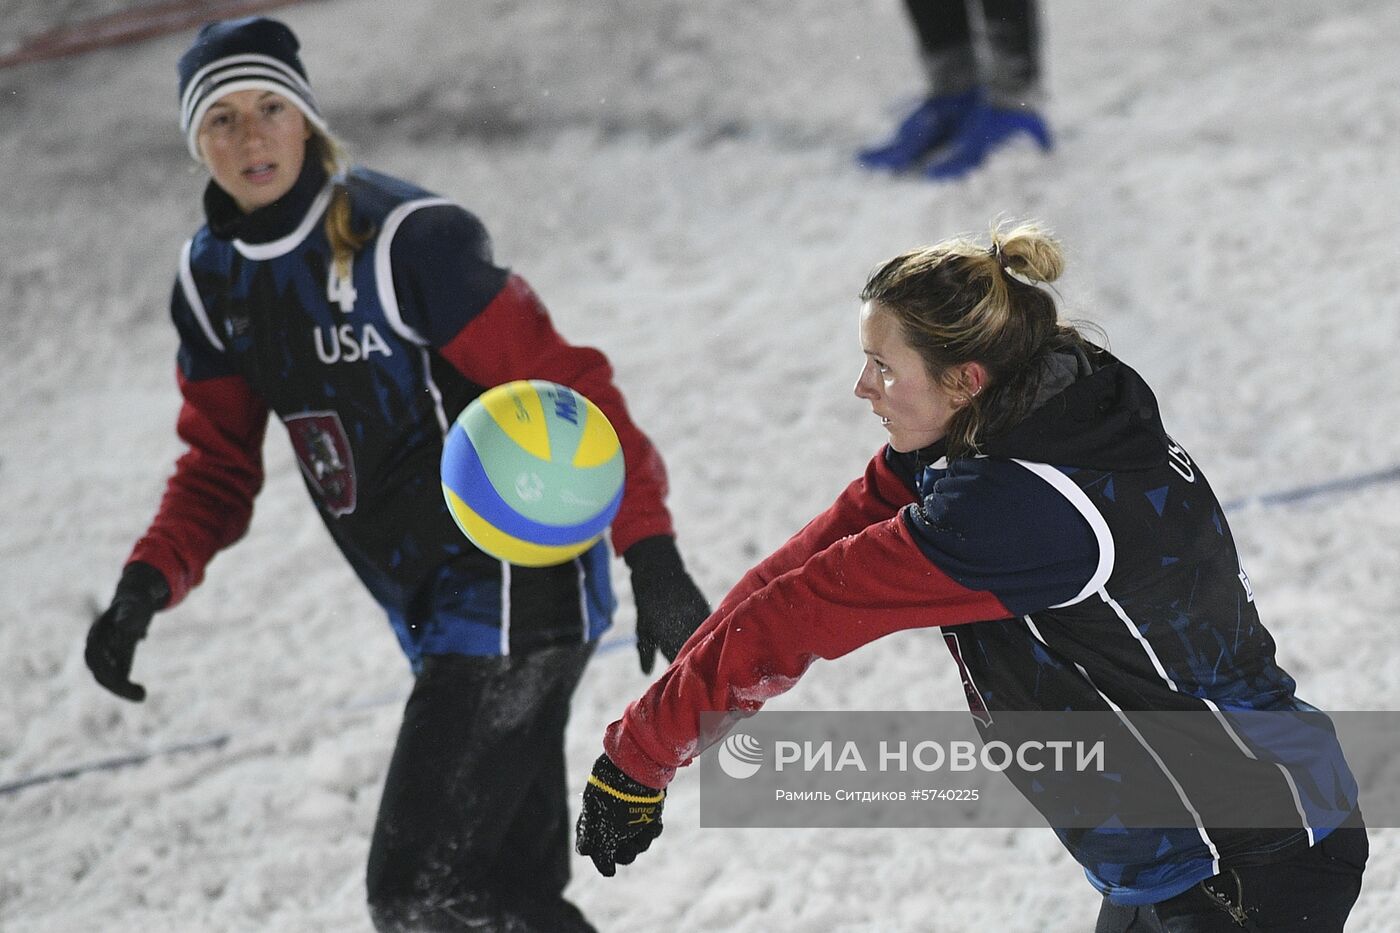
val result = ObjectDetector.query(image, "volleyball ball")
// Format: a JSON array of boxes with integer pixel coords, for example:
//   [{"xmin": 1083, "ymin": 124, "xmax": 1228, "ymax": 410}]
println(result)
[{"xmin": 441, "ymin": 380, "xmax": 626, "ymax": 567}]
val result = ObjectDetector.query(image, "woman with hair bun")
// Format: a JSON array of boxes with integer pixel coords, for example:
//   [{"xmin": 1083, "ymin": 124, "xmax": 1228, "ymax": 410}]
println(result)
[{"xmin": 577, "ymin": 223, "xmax": 1368, "ymax": 931}]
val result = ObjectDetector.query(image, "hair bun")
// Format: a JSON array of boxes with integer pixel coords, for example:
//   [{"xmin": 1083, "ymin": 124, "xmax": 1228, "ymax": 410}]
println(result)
[{"xmin": 990, "ymin": 223, "xmax": 1064, "ymax": 285}]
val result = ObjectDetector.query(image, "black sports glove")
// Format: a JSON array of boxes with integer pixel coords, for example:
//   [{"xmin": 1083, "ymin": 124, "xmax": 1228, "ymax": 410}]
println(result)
[
  {"xmin": 576, "ymin": 753, "xmax": 666, "ymax": 877},
  {"xmin": 624, "ymin": 535, "xmax": 711, "ymax": 675},
  {"xmin": 84, "ymin": 562, "xmax": 170, "ymax": 702}
]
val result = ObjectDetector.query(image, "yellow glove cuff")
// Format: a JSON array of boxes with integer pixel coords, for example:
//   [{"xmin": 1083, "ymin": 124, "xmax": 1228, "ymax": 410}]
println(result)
[{"xmin": 588, "ymin": 773, "xmax": 665, "ymax": 804}]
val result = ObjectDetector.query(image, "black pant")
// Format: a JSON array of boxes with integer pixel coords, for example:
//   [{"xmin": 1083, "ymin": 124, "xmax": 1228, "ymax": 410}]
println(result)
[
  {"xmin": 1095, "ymin": 819, "xmax": 1369, "ymax": 932},
  {"xmin": 902, "ymin": 0, "xmax": 1040, "ymax": 102},
  {"xmin": 365, "ymin": 644, "xmax": 596, "ymax": 933}
]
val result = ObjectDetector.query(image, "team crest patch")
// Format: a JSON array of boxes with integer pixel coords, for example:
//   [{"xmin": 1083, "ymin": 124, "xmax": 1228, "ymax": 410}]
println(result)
[{"xmin": 286, "ymin": 411, "xmax": 357, "ymax": 516}]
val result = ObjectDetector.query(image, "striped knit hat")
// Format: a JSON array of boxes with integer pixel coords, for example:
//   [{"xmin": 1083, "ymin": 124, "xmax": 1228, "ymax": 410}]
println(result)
[{"xmin": 177, "ymin": 16, "xmax": 328, "ymax": 160}]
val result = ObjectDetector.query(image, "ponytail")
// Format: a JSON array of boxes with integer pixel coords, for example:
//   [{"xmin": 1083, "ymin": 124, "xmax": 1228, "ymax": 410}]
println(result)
[{"xmin": 307, "ymin": 128, "xmax": 374, "ymax": 278}]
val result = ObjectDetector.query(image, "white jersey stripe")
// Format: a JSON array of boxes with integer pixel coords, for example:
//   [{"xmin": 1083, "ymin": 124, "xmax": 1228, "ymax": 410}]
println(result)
[
  {"xmin": 1273, "ymin": 764, "xmax": 1315, "ymax": 845},
  {"xmin": 232, "ymin": 181, "xmax": 334, "ymax": 260},
  {"xmin": 419, "ymin": 346, "xmax": 449, "ymax": 435},
  {"xmin": 499, "ymin": 561, "xmax": 512, "ymax": 656},
  {"xmin": 1042, "ymin": 598, "xmax": 1312, "ymax": 837},
  {"xmin": 1026, "ymin": 612, "xmax": 1223, "ymax": 872},
  {"xmin": 576, "ymin": 558, "xmax": 589, "ymax": 641},
  {"xmin": 1011, "ymin": 459, "xmax": 1114, "ymax": 607},
  {"xmin": 179, "ymin": 239, "xmax": 225, "ymax": 353},
  {"xmin": 1075, "ymin": 658, "xmax": 1222, "ymax": 870},
  {"xmin": 1199, "ymin": 695, "xmax": 1312, "ymax": 838},
  {"xmin": 1101, "ymin": 590, "xmax": 1181, "ymax": 692},
  {"xmin": 374, "ymin": 197, "xmax": 455, "ymax": 347}
]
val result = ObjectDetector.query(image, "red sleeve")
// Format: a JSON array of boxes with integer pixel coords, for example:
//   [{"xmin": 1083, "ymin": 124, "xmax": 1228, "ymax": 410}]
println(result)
[
  {"xmin": 603, "ymin": 515, "xmax": 1010, "ymax": 788},
  {"xmin": 713, "ymin": 448, "xmax": 916, "ymax": 618},
  {"xmin": 127, "ymin": 370, "xmax": 269, "ymax": 606},
  {"xmin": 438, "ymin": 273, "xmax": 673, "ymax": 552}
]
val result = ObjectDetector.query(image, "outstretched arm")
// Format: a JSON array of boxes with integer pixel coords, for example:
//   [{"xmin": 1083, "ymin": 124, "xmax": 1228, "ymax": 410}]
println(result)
[
  {"xmin": 605, "ymin": 514, "xmax": 1011, "ymax": 788},
  {"xmin": 603, "ymin": 456, "xmax": 1103, "ymax": 787},
  {"xmin": 575, "ymin": 511, "xmax": 1012, "ymax": 876}
]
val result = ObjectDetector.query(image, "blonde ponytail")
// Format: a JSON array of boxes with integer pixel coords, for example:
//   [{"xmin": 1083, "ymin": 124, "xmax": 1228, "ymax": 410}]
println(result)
[
  {"xmin": 992, "ymin": 221, "xmax": 1064, "ymax": 285},
  {"xmin": 308, "ymin": 128, "xmax": 375, "ymax": 278}
]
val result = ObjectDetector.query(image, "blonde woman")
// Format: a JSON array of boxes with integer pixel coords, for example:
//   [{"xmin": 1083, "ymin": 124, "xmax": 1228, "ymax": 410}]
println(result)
[{"xmin": 84, "ymin": 16, "xmax": 710, "ymax": 932}]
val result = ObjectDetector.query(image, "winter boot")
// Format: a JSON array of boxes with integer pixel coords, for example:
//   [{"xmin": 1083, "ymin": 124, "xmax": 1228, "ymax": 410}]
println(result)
[
  {"xmin": 923, "ymin": 100, "xmax": 1052, "ymax": 181},
  {"xmin": 857, "ymin": 89, "xmax": 979, "ymax": 172}
]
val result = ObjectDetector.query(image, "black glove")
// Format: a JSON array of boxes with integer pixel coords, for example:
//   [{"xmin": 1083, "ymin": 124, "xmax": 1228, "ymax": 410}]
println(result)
[
  {"xmin": 576, "ymin": 753, "xmax": 666, "ymax": 877},
  {"xmin": 624, "ymin": 535, "xmax": 711, "ymax": 675},
  {"xmin": 84, "ymin": 562, "xmax": 170, "ymax": 702}
]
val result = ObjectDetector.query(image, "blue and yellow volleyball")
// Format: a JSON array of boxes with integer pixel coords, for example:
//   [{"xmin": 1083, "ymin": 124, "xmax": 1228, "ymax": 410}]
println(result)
[{"xmin": 441, "ymin": 380, "xmax": 626, "ymax": 567}]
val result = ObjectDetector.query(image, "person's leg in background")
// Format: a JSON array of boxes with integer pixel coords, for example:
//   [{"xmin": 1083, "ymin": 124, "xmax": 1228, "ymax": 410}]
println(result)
[
  {"xmin": 922, "ymin": 0, "xmax": 1053, "ymax": 179},
  {"xmin": 857, "ymin": 0, "xmax": 982, "ymax": 172}
]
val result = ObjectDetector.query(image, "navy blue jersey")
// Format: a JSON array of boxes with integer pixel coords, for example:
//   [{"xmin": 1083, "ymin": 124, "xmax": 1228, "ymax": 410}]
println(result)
[
  {"xmin": 898, "ymin": 426, "xmax": 1354, "ymax": 901},
  {"xmin": 133, "ymin": 163, "xmax": 676, "ymax": 665}
]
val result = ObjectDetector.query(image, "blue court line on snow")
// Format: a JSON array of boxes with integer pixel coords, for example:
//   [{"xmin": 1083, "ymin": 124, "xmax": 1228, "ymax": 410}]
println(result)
[
  {"xmin": 6, "ymin": 463, "xmax": 1397, "ymax": 798},
  {"xmin": 1222, "ymin": 464, "xmax": 1400, "ymax": 511},
  {"xmin": 0, "ymin": 734, "xmax": 230, "ymax": 797},
  {"xmin": 595, "ymin": 633, "xmax": 636, "ymax": 655}
]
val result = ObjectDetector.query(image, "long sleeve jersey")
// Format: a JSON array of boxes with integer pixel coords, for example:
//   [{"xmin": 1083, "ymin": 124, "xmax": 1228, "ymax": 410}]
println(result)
[
  {"xmin": 129, "ymin": 160, "xmax": 674, "ymax": 663},
  {"xmin": 604, "ymin": 348, "xmax": 1358, "ymax": 905}
]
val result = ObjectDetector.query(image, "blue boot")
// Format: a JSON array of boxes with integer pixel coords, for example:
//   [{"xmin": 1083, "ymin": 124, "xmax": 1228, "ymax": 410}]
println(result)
[
  {"xmin": 923, "ymin": 102, "xmax": 1052, "ymax": 181},
  {"xmin": 857, "ymin": 89, "xmax": 980, "ymax": 173}
]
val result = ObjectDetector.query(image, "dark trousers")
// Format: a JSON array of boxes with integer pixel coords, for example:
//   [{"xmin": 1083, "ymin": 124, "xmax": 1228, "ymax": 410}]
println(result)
[
  {"xmin": 902, "ymin": 0, "xmax": 1040, "ymax": 101},
  {"xmin": 366, "ymin": 644, "xmax": 597, "ymax": 933},
  {"xmin": 1095, "ymin": 819, "xmax": 1369, "ymax": 932}
]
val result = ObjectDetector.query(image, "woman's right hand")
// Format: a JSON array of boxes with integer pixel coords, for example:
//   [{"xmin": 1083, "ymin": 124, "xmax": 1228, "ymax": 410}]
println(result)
[{"xmin": 575, "ymin": 753, "xmax": 666, "ymax": 876}]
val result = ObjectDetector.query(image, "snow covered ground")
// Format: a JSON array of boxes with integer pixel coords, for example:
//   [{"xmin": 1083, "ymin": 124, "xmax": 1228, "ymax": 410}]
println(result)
[{"xmin": 2, "ymin": 0, "xmax": 1398, "ymax": 929}]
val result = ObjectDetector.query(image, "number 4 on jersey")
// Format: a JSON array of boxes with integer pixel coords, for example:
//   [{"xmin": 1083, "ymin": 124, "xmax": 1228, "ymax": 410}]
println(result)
[{"xmin": 328, "ymin": 263, "xmax": 357, "ymax": 312}]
